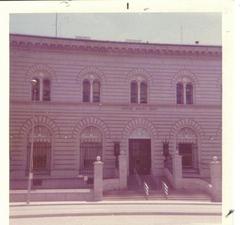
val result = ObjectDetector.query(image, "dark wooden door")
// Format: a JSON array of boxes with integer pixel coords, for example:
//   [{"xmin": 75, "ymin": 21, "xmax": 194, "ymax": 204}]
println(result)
[
  {"xmin": 129, "ymin": 139, "xmax": 151, "ymax": 175},
  {"xmin": 178, "ymin": 143, "xmax": 193, "ymax": 168}
]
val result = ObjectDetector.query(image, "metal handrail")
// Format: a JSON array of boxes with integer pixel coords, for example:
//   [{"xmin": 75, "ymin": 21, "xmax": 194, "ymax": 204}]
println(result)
[
  {"xmin": 162, "ymin": 180, "xmax": 169, "ymax": 199},
  {"xmin": 143, "ymin": 181, "xmax": 150, "ymax": 199},
  {"xmin": 134, "ymin": 168, "xmax": 150, "ymax": 199}
]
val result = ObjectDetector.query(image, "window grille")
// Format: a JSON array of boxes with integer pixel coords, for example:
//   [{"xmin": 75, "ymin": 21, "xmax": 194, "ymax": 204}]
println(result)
[
  {"xmin": 80, "ymin": 142, "xmax": 102, "ymax": 169},
  {"xmin": 80, "ymin": 126, "xmax": 102, "ymax": 172},
  {"xmin": 26, "ymin": 126, "xmax": 51, "ymax": 175},
  {"xmin": 177, "ymin": 128, "xmax": 198, "ymax": 170}
]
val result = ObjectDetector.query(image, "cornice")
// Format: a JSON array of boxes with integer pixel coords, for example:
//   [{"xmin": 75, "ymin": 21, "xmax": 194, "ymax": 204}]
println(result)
[
  {"xmin": 10, "ymin": 100, "xmax": 222, "ymax": 110},
  {"xmin": 10, "ymin": 34, "xmax": 222, "ymax": 58}
]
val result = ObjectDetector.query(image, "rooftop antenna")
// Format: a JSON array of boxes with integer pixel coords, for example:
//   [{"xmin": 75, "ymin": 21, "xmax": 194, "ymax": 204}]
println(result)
[{"xmin": 55, "ymin": 13, "xmax": 58, "ymax": 37}]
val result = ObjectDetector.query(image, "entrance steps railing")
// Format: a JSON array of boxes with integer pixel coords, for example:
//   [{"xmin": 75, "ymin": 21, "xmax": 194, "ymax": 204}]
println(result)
[{"xmin": 127, "ymin": 170, "xmax": 154, "ymax": 199}]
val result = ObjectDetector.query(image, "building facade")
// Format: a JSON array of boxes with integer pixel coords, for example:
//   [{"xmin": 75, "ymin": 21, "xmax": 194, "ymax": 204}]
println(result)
[{"xmin": 10, "ymin": 34, "xmax": 222, "ymax": 195}]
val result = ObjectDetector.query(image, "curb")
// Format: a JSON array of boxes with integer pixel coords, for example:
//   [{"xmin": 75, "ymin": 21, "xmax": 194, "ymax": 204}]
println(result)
[
  {"xmin": 10, "ymin": 211, "xmax": 222, "ymax": 219},
  {"xmin": 10, "ymin": 200, "xmax": 221, "ymax": 207}
]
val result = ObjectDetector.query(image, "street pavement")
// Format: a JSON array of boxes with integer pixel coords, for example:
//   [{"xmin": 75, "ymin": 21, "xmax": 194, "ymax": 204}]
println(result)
[
  {"xmin": 10, "ymin": 214, "xmax": 221, "ymax": 225},
  {"xmin": 10, "ymin": 200, "xmax": 222, "ymax": 225}
]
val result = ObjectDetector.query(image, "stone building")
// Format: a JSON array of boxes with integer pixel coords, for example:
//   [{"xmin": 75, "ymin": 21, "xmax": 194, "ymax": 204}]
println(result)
[{"xmin": 10, "ymin": 34, "xmax": 222, "ymax": 200}]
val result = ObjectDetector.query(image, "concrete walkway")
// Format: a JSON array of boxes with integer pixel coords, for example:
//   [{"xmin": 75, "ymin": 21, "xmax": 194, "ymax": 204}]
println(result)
[
  {"xmin": 10, "ymin": 188, "xmax": 212, "ymax": 202},
  {"xmin": 10, "ymin": 200, "xmax": 222, "ymax": 218}
]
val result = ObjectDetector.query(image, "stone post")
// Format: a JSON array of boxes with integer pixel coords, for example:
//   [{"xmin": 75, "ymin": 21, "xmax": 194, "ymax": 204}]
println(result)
[
  {"xmin": 172, "ymin": 153, "xmax": 182, "ymax": 188},
  {"xmin": 93, "ymin": 156, "xmax": 103, "ymax": 201},
  {"xmin": 119, "ymin": 151, "xmax": 127, "ymax": 189},
  {"xmin": 210, "ymin": 156, "xmax": 222, "ymax": 202}
]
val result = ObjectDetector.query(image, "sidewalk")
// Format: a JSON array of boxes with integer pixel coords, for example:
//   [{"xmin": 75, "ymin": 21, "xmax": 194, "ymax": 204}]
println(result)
[
  {"xmin": 10, "ymin": 199, "xmax": 220, "ymax": 206},
  {"xmin": 10, "ymin": 200, "xmax": 222, "ymax": 219}
]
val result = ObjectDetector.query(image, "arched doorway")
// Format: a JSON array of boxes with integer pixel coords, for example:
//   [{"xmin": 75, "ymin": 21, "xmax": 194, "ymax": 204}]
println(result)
[
  {"xmin": 176, "ymin": 127, "xmax": 198, "ymax": 171},
  {"xmin": 128, "ymin": 128, "xmax": 151, "ymax": 175}
]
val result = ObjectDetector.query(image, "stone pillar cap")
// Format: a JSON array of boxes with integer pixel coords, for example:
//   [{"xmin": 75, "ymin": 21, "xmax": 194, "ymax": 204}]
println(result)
[{"xmin": 211, "ymin": 156, "xmax": 220, "ymax": 163}]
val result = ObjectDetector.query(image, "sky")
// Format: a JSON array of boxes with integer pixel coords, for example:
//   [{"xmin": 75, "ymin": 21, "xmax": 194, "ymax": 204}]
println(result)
[{"xmin": 10, "ymin": 13, "xmax": 221, "ymax": 45}]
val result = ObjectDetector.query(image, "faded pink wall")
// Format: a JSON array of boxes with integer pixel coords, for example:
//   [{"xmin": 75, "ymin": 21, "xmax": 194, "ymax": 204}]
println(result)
[{"xmin": 10, "ymin": 34, "xmax": 221, "ymax": 188}]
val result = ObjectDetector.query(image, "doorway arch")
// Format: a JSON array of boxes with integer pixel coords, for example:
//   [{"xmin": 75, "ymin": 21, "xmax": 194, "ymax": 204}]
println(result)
[
  {"xmin": 128, "ymin": 128, "xmax": 151, "ymax": 175},
  {"xmin": 121, "ymin": 118, "xmax": 158, "ymax": 176}
]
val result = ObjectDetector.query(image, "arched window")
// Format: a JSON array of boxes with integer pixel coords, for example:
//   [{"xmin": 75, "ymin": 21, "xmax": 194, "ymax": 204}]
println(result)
[
  {"xmin": 176, "ymin": 80, "xmax": 194, "ymax": 105},
  {"xmin": 130, "ymin": 80, "xmax": 148, "ymax": 104},
  {"xmin": 80, "ymin": 126, "xmax": 102, "ymax": 172},
  {"xmin": 82, "ymin": 79, "xmax": 101, "ymax": 103},
  {"xmin": 31, "ymin": 77, "xmax": 40, "ymax": 101},
  {"xmin": 140, "ymin": 81, "xmax": 147, "ymax": 103},
  {"xmin": 177, "ymin": 127, "xmax": 198, "ymax": 170},
  {"xmin": 83, "ymin": 79, "xmax": 91, "ymax": 102},
  {"xmin": 93, "ymin": 80, "xmax": 100, "ymax": 103},
  {"xmin": 43, "ymin": 78, "xmax": 51, "ymax": 101},
  {"xmin": 176, "ymin": 82, "xmax": 184, "ymax": 104},
  {"xmin": 27, "ymin": 126, "xmax": 51, "ymax": 174},
  {"xmin": 131, "ymin": 81, "xmax": 138, "ymax": 103},
  {"xmin": 31, "ymin": 77, "xmax": 51, "ymax": 102},
  {"xmin": 186, "ymin": 83, "xmax": 193, "ymax": 104}
]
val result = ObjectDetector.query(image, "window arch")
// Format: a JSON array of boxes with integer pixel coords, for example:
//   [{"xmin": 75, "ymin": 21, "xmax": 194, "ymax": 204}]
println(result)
[
  {"xmin": 130, "ymin": 79, "xmax": 148, "ymax": 104},
  {"xmin": 27, "ymin": 126, "xmax": 52, "ymax": 174},
  {"xmin": 80, "ymin": 126, "xmax": 102, "ymax": 171},
  {"xmin": 82, "ymin": 79, "xmax": 101, "ymax": 103},
  {"xmin": 31, "ymin": 77, "xmax": 51, "ymax": 101}
]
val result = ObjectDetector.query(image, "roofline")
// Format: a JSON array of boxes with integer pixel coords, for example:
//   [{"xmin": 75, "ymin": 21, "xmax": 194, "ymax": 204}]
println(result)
[{"xmin": 10, "ymin": 33, "xmax": 222, "ymax": 49}]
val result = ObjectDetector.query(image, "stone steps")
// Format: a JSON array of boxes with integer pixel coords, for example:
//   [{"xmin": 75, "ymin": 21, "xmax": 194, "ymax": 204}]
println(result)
[
  {"xmin": 103, "ymin": 190, "xmax": 211, "ymax": 201},
  {"xmin": 103, "ymin": 195, "xmax": 210, "ymax": 201}
]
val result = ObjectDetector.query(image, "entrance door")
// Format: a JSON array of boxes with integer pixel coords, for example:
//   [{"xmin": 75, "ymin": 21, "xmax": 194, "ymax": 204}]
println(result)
[
  {"xmin": 129, "ymin": 139, "xmax": 151, "ymax": 175},
  {"xmin": 178, "ymin": 143, "xmax": 193, "ymax": 168}
]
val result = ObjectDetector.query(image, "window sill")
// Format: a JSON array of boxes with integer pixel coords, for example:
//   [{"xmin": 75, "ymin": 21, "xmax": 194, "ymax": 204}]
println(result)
[
  {"xmin": 25, "ymin": 171, "xmax": 51, "ymax": 178},
  {"xmin": 130, "ymin": 102, "xmax": 148, "ymax": 105},
  {"xmin": 82, "ymin": 102, "xmax": 101, "ymax": 104},
  {"xmin": 176, "ymin": 104, "xmax": 194, "ymax": 106}
]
